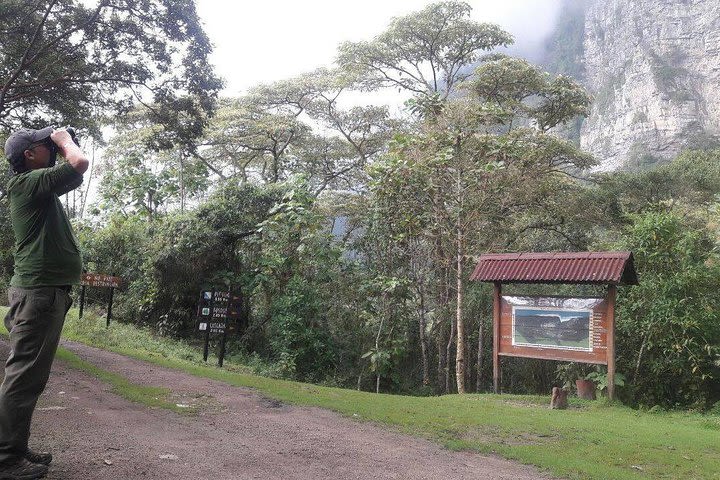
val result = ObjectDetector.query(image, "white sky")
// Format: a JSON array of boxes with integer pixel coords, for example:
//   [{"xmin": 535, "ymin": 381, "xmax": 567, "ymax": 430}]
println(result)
[{"xmin": 195, "ymin": 0, "xmax": 562, "ymax": 96}]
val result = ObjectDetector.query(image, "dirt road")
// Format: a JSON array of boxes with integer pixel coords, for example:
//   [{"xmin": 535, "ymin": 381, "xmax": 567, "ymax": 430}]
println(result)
[{"xmin": 0, "ymin": 339, "xmax": 556, "ymax": 479}]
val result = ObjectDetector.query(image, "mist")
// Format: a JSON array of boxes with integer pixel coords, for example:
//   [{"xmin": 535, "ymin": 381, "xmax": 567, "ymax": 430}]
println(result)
[
  {"xmin": 468, "ymin": 0, "xmax": 566, "ymax": 63},
  {"xmin": 196, "ymin": 0, "xmax": 569, "ymax": 94}
]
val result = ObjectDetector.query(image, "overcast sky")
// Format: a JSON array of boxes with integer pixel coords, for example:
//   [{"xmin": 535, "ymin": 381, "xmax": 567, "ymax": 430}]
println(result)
[{"xmin": 194, "ymin": 0, "xmax": 563, "ymax": 96}]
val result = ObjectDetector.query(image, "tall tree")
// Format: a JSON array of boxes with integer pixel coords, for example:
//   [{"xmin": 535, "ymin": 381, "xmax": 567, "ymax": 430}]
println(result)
[
  {"xmin": 195, "ymin": 69, "xmax": 398, "ymax": 194},
  {"xmin": 371, "ymin": 57, "xmax": 593, "ymax": 393},
  {"xmin": 0, "ymin": 0, "xmax": 222, "ymax": 139},
  {"xmin": 338, "ymin": 1, "xmax": 514, "ymax": 393},
  {"xmin": 337, "ymin": 1, "xmax": 512, "ymax": 100},
  {"xmin": 96, "ymin": 108, "xmax": 210, "ymax": 218}
]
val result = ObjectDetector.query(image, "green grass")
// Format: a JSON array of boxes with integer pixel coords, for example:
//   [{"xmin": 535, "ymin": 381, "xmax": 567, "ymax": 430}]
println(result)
[
  {"xmin": 2, "ymin": 306, "xmax": 719, "ymax": 479},
  {"xmin": 0, "ymin": 308, "xmax": 196, "ymax": 415},
  {"xmin": 54, "ymin": 348, "xmax": 197, "ymax": 414}
]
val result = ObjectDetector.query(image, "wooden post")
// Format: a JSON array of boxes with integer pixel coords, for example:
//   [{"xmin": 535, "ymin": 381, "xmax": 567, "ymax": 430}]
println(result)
[
  {"xmin": 203, "ymin": 288, "xmax": 215, "ymax": 362},
  {"xmin": 106, "ymin": 286, "xmax": 114, "ymax": 328},
  {"xmin": 607, "ymin": 285, "xmax": 617, "ymax": 401},
  {"xmin": 79, "ymin": 285, "xmax": 86, "ymax": 319},
  {"xmin": 218, "ymin": 326, "xmax": 228, "ymax": 367},
  {"xmin": 493, "ymin": 282, "xmax": 501, "ymax": 394}
]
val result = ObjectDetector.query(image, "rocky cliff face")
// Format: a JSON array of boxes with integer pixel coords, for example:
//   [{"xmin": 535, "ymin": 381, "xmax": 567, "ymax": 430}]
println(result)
[{"xmin": 553, "ymin": 0, "xmax": 720, "ymax": 170}]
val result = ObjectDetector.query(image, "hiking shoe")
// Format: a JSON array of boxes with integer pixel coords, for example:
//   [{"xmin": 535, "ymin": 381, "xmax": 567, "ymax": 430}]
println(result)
[
  {"xmin": 0, "ymin": 457, "xmax": 48, "ymax": 480},
  {"xmin": 23, "ymin": 450, "xmax": 51, "ymax": 466}
]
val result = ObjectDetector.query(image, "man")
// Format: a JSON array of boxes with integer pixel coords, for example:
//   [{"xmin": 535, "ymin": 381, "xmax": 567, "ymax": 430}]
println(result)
[{"xmin": 0, "ymin": 127, "xmax": 89, "ymax": 479}]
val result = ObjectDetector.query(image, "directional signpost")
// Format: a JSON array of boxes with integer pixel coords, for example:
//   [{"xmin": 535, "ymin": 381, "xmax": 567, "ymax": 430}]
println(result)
[
  {"xmin": 197, "ymin": 289, "xmax": 243, "ymax": 366},
  {"xmin": 79, "ymin": 272, "xmax": 123, "ymax": 327}
]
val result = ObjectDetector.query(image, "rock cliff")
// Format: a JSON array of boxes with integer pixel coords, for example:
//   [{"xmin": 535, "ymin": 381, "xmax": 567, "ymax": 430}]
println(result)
[{"xmin": 547, "ymin": 0, "xmax": 720, "ymax": 170}]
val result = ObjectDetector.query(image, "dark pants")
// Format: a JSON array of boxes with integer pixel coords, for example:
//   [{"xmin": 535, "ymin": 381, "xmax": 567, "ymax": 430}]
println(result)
[{"xmin": 0, "ymin": 286, "xmax": 72, "ymax": 463}]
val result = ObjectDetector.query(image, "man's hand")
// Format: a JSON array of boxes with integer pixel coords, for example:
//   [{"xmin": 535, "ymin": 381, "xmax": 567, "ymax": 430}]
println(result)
[{"xmin": 50, "ymin": 129, "xmax": 89, "ymax": 174}]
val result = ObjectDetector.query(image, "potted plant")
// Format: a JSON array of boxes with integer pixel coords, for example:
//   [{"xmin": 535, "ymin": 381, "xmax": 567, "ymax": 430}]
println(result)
[
  {"xmin": 575, "ymin": 377, "xmax": 597, "ymax": 400},
  {"xmin": 555, "ymin": 362, "xmax": 596, "ymax": 399}
]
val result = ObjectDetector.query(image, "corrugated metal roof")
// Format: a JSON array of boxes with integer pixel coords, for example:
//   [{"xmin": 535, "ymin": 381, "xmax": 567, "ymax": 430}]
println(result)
[{"xmin": 470, "ymin": 251, "xmax": 638, "ymax": 285}]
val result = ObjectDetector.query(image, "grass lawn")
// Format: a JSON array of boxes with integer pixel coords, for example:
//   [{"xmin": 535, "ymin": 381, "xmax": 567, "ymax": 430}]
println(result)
[{"xmin": 1, "ymin": 306, "xmax": 719, "ymax": 480}]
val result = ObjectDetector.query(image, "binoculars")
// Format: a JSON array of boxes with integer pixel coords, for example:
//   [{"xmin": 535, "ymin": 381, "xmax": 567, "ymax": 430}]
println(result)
[{"xmin": 46, "ymin": 126, "xmax": 80, "ymax": 167}]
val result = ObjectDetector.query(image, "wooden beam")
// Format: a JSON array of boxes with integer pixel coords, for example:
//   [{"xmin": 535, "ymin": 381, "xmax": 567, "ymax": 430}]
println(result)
[
  {"xmin": 606, "ymin": 285, "xmax": 617, "ymax": 401},
  {"xmin": 493, "ymin": 282, "xmax": 501, "ymax": 394}
]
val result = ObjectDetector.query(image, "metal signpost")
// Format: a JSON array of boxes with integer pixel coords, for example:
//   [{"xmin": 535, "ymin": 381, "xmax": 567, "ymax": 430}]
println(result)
[
  {"xmin": 196, "ymin": 289, "xmax": 243, "ymax": 366},
  {"xmin": 79, "ymin": 273, "xmax": 123, "ymax": 327}
]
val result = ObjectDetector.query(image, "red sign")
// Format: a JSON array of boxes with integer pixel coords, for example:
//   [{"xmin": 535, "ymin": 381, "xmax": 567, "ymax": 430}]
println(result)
[{"xmin": 81, "ymin": 273, "xmax": 122, "ymax": 288}]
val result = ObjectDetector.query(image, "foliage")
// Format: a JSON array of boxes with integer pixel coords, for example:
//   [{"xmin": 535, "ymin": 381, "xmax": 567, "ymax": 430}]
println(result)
[
  {"xmin": 368, "ymin": 54, "xmax": 592, "ymax": 393},
  {"xmin": 612, "ymin": 211, "xmax": 720, "ymax": 409},
  {"xmin": 249, "ymin": 184, "xmax": 343, "ymax": 382},
  {"xmin": 555, "ymin": 362, "xmax": 595, "ymax": 390},
  {"xmin": 96, "ymin": 108, "xmax": 210, "ymax": 217},
  {"xmin": 337, "ymin": 1, "xmax": 513, "ymax": 99},
  {"xmin": 190, "ymin": 70, "xmax": 397, "ymax": 193},
  {"xmin": 585, "ymin": 370, "xmax": 626, "ymax": 393},
  {"xmin": 5, "ymin": 1, "xmax": 720, "ymax": 408},
  {"xmin": 595, "ymin": 148, "xmax": 720, "ymax": 215},
  {"xmin": 0, "ymin": 0, "xmax": 222, "ymax": 141}
]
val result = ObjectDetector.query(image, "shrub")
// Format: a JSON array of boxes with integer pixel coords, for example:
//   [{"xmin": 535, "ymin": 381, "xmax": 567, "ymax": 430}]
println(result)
[{"xmin": 615, "ymin": 211, "xmax": 720, "ymax": 409}]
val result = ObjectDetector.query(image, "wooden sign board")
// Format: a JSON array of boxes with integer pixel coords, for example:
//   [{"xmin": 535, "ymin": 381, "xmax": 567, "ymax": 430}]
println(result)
[
  {"xmin": 499, "ymin": 296, "xmax": 608, "ymax": 365},
  {"xmin": 196, "ymin": 289, "xmax": 244, "ymax": 367},
  {"xmin": 196, "ymin": 290, "xmax": 242, "ymax": 325},
  {"xmin": 197, "ymin": 321, "xmax": 236, "ymax": 334},
  {"xmin": 81, "ymin": 273, "xmax": 122, "ymax": 288}
]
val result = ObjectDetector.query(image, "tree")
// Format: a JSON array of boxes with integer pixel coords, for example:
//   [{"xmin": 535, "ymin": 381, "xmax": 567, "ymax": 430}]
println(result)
[
  {"xmin": 195, "ymin": 97, "xmax": 312, "ymax": 184},
  {"xmin": 337, "ymin": 1, "xmax": 513, "ymax": 99},
  {"xmin": 96, "ymin": 108, "xmax": 210, "ymax": 218},
  {"xmin": 0, "ymin": 0, "xmax": 222, "ymax": 140},
  {"xmin": 613, "ymin": 211, "xmax": 720, "ymax": 408},
  {"xmin": 195, "ymin": 69, "xmax": 399, "ymax": 194},
  {"xmin": 371, "ymin": 56, "xmax": 592, "ymax": 393}
]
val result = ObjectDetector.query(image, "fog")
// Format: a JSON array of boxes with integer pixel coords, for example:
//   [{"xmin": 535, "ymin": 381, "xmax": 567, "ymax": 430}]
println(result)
[
  {"xmin": 469, "ymin": 0, "xmax": 565, "ymax": 63},
  {"xmin": 195, "ymin": 0, "xmax": 567, "ymax": 95}
]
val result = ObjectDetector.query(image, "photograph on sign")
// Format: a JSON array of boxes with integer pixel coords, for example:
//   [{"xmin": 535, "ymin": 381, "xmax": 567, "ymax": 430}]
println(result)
[
  {"xmin": 203, "ymin": 291, "xmax": 212, "ymax": 300},
  {"xmin": 199, "ymin": 323, "xmax": 207, "ymax": 331},
  {"xmin": 201, "ymin": 307, "xmax": 210, "ymax": 315},
  {"xmin": 503, "ymin": 296, "xmax": 604, "ymax": 354},
  {"xmin": 512, "ymin": 307, "xmax": 592, "ymax": 351}
]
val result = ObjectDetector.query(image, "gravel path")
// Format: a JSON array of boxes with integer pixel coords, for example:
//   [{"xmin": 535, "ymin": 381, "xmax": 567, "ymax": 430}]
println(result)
[{"xmin": 0, "ymin": 338, "xmax": 557, "ymax": 479}]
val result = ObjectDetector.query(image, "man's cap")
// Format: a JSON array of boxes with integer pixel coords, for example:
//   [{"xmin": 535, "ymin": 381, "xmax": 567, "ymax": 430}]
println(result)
[{"xmin": 4, "ymin": 127, "xmax": 53, "ymax": 173}]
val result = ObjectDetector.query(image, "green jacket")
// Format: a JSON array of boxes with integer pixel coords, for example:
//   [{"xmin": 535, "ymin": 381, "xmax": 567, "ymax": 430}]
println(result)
[{"xmin": 6, "ymin": 162, "xmax": 83, "ymax": 287}]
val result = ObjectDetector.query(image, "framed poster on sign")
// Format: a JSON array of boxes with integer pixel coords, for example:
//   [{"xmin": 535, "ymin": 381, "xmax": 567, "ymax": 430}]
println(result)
[
  {"xmin": 512, "ymin": 306, "xmax": 592, "ymax": 352},
  {"xmin": 500, "ymin": 296, "xmax": 607, "ymax": 364}
]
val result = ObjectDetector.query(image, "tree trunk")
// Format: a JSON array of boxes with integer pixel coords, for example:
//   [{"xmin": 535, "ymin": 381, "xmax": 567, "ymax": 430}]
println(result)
[
  {"xmin": 179, "ymin": 152, "xmax": 185, "ymax": 212},
  {"xmin": 409, "ymin": 240, "xmax": 431, "ymax": 388},
  {"xmin": 418, "ymin": 295, "xmax": 430, "ymax": 387},
  {"xmin": 445, "ymin": 312, "xmax": 455, "ymax": 393},
  {"xmin": 476, "ymin": 318, "xmax": 484, "ymax": 392},
  {"xmin": 455, "ymin": 226, "xmax": 466, "ymax": 394},
  {"xmin": 375, "ymin": 302, "xmax": 386, "ymax": 395},
  {"xmin": 79, "ymin": 142, "xmax": 95, "ymax": 219},
  {"xmin": 634, "ymin": 330, "xmax": 649, "ymax": 383},
  {"xmin": 437, "ymin": 324, "xmax": 446, "ymax": 392}
]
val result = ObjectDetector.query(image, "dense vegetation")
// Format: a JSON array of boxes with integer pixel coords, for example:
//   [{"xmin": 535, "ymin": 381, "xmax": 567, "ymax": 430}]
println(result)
[{"xmin": 1, "ymin": 1, "xmax": 719, "ymax": 410}]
